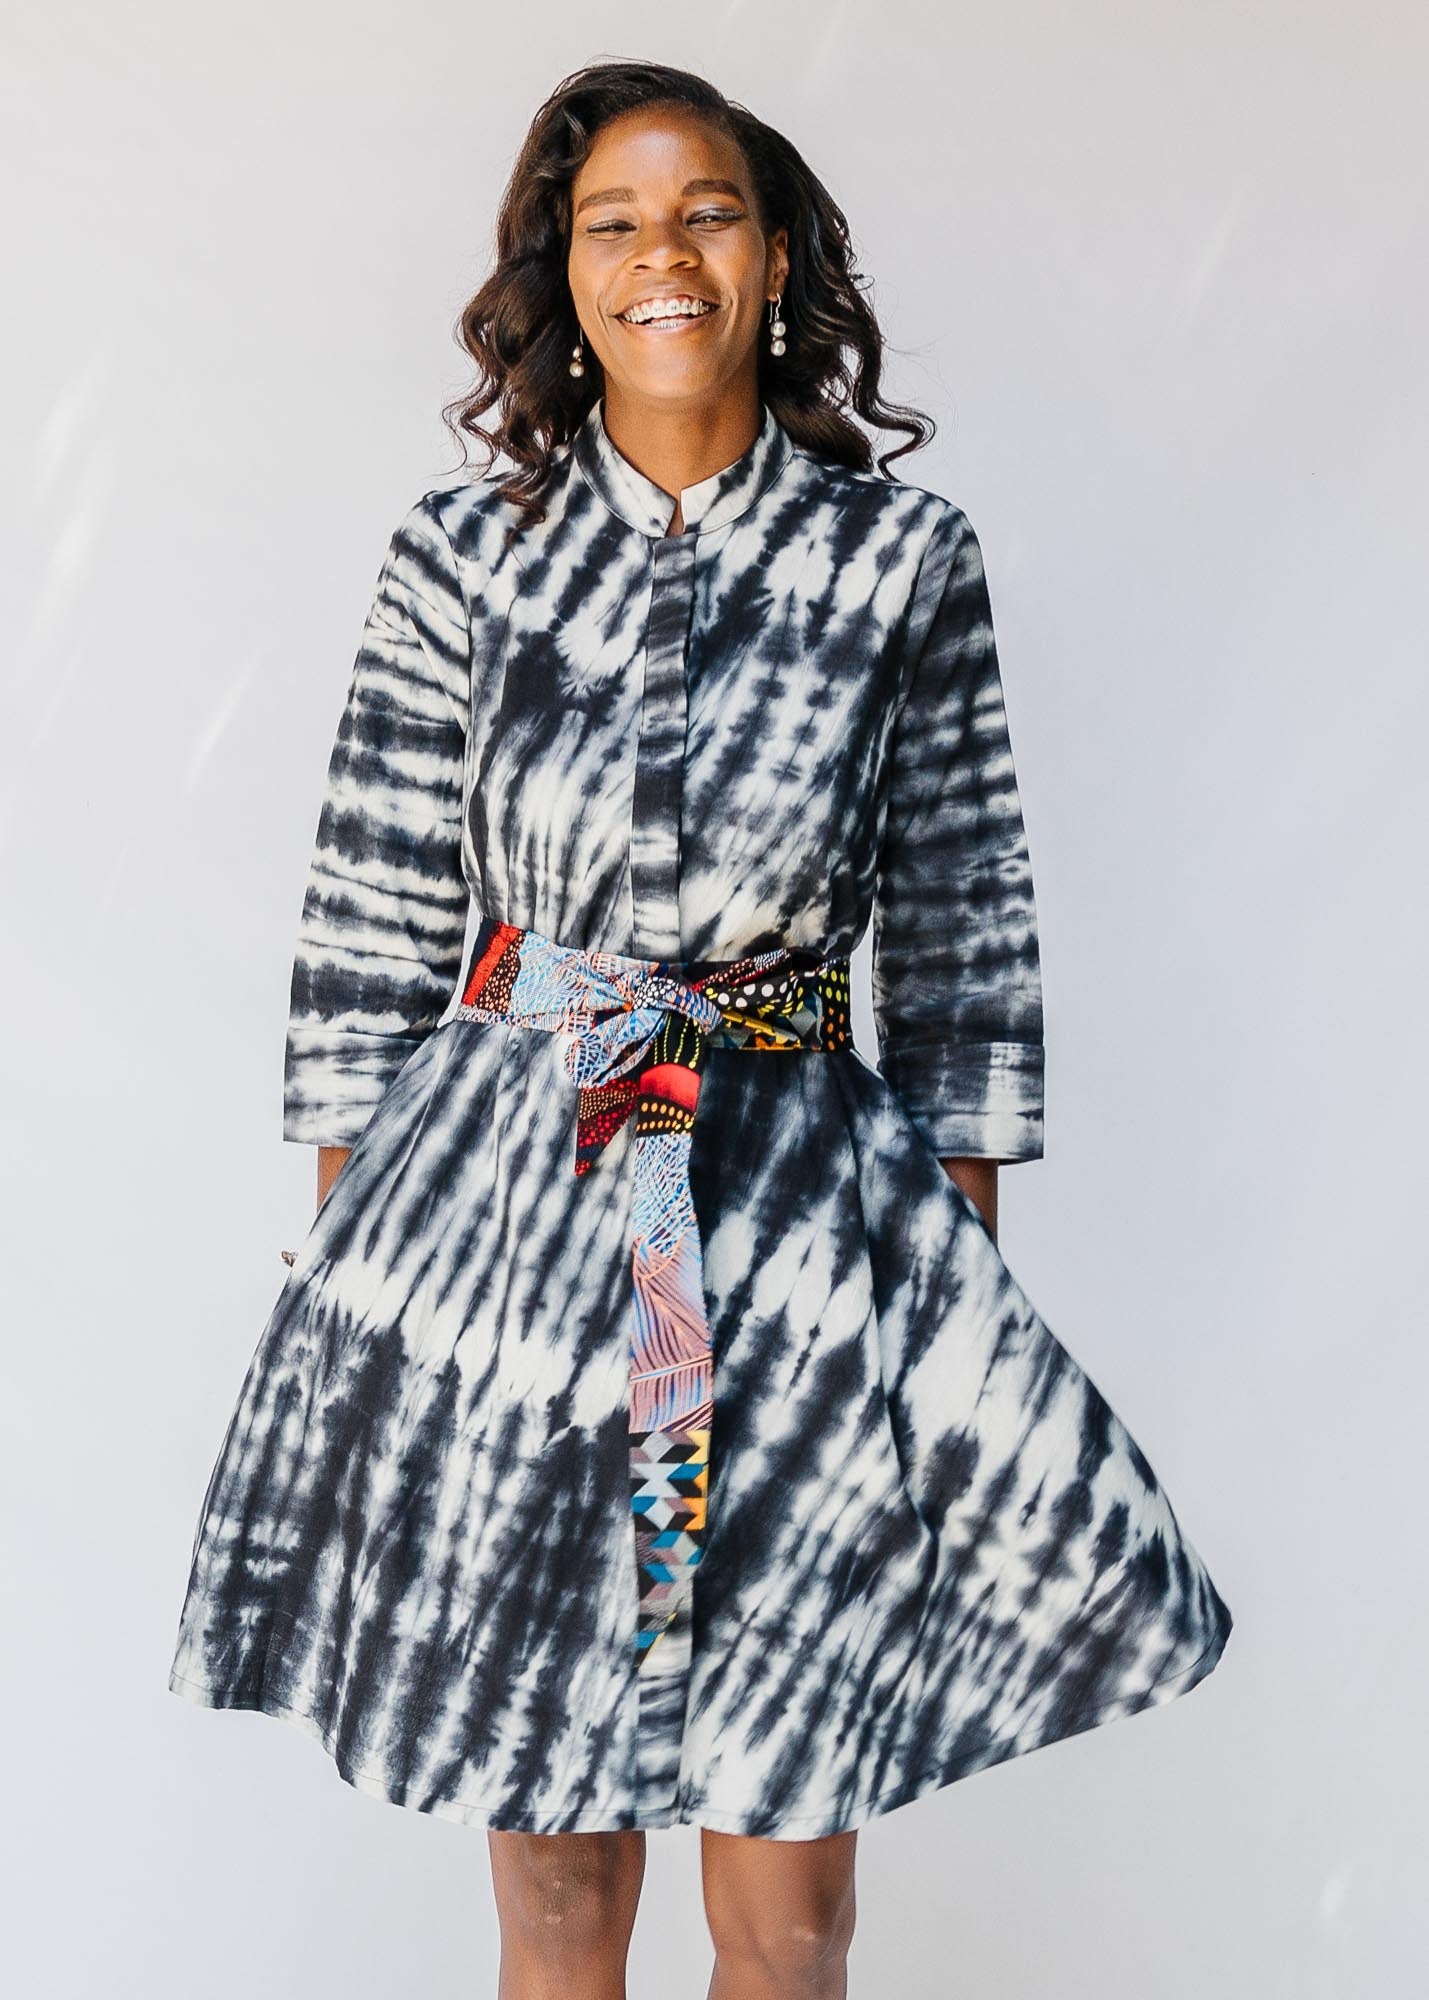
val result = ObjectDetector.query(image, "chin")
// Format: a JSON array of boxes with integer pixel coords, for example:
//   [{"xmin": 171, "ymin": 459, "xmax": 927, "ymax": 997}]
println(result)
[{"xmin": 611, "ymin": 365, "xmax": 728, "ymax": 404}]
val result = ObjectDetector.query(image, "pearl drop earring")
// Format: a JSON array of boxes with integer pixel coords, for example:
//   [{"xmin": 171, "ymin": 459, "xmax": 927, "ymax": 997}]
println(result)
[
  {"xmin": 569, "ymin": 332, "xmax": 585, "ymax": 379},
  {"xmin": 768, "ymin": 293, "xmax": 787, "ymax": 357}
]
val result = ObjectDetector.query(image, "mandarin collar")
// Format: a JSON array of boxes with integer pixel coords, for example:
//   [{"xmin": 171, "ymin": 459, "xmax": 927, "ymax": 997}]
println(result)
[{"xmin": 571, "ymin": 396, "xmax": 793, "ymax": 539}]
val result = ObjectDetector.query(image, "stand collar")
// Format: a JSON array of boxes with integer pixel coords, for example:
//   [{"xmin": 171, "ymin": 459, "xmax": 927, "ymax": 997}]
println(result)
[{"xmin": 571, "ymin": 396, "xmax": 793, "ymax": 538}]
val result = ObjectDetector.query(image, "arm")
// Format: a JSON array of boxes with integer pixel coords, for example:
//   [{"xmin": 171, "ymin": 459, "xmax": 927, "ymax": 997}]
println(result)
[
  {"xmin": 871, "ymin": 505, "xmax": 1045, "ymax": 1235},
  {"xmin": 940, "ymin": 1156, "xmax": 1000, "ymax": 1238},
  {"xmin": 317, "ymin": 1146, "xmax": 351, "ymax": 1209},
  {"xmin": 283, "ymin": 492, "xmax": 472, "ymax": 1193}
]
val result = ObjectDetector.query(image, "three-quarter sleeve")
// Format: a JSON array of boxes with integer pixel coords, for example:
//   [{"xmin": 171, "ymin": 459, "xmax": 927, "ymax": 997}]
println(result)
[
  {"xmin": 870, "ymin": 506, "xmax": 1045, "ymax": 1162},
  {"xmin": 282, "ymin": 494, "xmax": 472, "ymax": 1147}
]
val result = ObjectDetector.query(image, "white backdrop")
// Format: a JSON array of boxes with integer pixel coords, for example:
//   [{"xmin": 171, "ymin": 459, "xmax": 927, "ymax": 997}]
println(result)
[{"xmin": 3, "ymin": 3, "xmax": 1425, "ymax": 1994}]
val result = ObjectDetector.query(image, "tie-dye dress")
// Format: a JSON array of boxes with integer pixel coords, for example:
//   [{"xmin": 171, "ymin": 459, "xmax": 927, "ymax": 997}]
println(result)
[{"xmin": 167, "ymin": 396, "xmax": 1232, "ymax": 1839}]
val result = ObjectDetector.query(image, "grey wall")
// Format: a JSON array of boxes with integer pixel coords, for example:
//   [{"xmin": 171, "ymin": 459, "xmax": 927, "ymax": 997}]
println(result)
[{"xmin": 3, "ymin": 3, "xmax": 1424, "ymax": 1993}]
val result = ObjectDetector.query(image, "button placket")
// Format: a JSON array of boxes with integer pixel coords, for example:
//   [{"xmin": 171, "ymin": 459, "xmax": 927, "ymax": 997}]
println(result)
[{"xmin": 629, "ymin": 535, "xmax": 697, "ymax": 960}]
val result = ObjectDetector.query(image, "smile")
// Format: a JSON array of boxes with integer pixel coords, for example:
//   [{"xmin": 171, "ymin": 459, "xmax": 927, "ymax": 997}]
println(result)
[{"xmin": 616, "ymin": 297, "xmax": 719, "ymax": 329}]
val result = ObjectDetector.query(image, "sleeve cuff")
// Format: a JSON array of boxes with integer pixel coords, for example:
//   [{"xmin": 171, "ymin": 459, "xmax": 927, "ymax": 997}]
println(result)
[
  {"xmin": 878, "ymin": 1038, "xmax": 1045, "ymax": 1161},
  {"xmin": 282, "ymin": 1026, "xmax": 430, "ymax": 1147}
]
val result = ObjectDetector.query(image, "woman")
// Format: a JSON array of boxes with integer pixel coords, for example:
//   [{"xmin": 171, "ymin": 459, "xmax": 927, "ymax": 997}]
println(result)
[{"xmin": 169, "ymin": 58, "xmax": 1232, "ymax": 2000}]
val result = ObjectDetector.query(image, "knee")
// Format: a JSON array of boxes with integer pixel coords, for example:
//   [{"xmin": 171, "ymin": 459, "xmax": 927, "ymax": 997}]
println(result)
[
  {"xmin": 490, "ymin": 1831, "xmax": 642, "ymax": 1960},
  {"xmin": 707, "ymin": 1885, "xmax": 857, "ymax": 1992}
]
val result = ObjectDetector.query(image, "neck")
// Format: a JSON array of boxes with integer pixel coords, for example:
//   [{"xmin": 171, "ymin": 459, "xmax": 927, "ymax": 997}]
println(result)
[{"xmin": 599, "ymin": 386, "xmax": 763, "ymax": 512}]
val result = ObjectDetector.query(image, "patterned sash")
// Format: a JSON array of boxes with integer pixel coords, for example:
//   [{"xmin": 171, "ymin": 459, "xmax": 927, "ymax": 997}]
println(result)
[{"xmin": 454, "ymin": 917, "xmax": 854, "ymax": 1675}]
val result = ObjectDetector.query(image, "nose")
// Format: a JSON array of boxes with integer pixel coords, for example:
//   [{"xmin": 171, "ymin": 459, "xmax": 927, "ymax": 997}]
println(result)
[{"xmin": 629, "ymin": 220, "xmax": 700, "ymax": 268}]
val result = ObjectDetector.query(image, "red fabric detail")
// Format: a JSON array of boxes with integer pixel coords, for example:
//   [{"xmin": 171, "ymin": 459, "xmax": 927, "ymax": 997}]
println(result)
[
  {"xmin": 638, "ymin": 1062, "xmax": 702, "ymax": 1112},
  {"xmin": 460, "ymin": 922, "xmax": 522, "ymax": 1006}
]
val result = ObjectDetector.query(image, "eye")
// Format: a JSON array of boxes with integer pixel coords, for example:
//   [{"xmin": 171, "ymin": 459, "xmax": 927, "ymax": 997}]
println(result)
[{"xmin": 583, "ymin": 208, "xmax": 747, "ymax": 236}]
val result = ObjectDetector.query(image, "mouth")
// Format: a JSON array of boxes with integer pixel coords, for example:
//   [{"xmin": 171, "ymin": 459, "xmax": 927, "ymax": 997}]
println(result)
[{"xmin": 613, "ymin": 295, "xmax": 720, "ymax": 332}]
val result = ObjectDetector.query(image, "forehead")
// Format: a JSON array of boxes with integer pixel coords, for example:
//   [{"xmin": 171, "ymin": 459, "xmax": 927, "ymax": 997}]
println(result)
[{"xmin": 573, "ymin": 105, "xmax": 751, "ymax": 198}]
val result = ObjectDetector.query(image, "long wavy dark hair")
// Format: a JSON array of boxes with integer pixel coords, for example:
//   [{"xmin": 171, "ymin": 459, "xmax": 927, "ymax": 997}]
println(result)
[{"xmin": 440, "ymin": 58, "xmax": 934, "ymax": 528}]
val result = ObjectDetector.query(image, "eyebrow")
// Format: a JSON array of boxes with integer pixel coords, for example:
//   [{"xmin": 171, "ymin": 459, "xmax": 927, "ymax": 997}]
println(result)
[{"xmin": 573, "ymin": 177, "xmax": 747, "ymax": 217}]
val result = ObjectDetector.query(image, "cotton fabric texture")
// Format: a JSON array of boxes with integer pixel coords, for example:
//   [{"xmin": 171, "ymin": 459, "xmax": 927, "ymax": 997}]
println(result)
[{"xmin": 168, "ymin": 396, "xmax": 1232, "ymax": 1839}]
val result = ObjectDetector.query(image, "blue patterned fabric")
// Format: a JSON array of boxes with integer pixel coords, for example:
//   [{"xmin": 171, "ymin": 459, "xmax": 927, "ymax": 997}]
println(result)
[
  {"xmin": 168, "ymin": 396, "xmax": 1231, "ymax": 1837},
  {"xmin": 453, "ymin": 915, "xmax": 855, "ymax": 1682}
]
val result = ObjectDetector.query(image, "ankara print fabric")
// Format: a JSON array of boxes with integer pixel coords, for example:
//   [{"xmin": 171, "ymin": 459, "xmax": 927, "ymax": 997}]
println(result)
[
  {"xmin": 168, "ymin": 398, "xmax": 1231, "ymax": 1839},
  {"xmin": 452, "ymin": 916, "xmax": 857, "ymax": 1686}
]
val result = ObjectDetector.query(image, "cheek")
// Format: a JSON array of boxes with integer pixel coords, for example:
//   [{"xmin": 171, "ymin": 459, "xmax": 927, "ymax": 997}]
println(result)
[
  {"xmin": 724, "ymin": 249, "xmax": 773, "ymax": 323},
  {"xmin": 566, "ymin": 247, "xmax": 592, "ymax": 306},
  {"xmin": 724, "ymin": 289, "xmax": 768, "ymax": 345},
  {"xmin": 566, "ymin": 240, "xmax": 610, "ymax": 310}
]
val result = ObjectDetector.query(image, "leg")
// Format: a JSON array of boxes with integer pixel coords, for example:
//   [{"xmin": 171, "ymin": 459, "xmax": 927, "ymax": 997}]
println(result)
[
  {"xmin": 486, "ymin": 1829, "xmax": 646, "ymax": 2000},
  {"xmin": 701, "ymin": 1828, "xmax": 858, "ymax": 1999}
]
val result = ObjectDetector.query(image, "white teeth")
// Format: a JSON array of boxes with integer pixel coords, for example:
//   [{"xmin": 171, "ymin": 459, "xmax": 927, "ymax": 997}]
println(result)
[{"xmin": 619, "ymin": 298, "xmax": 715, "ymax": 325}]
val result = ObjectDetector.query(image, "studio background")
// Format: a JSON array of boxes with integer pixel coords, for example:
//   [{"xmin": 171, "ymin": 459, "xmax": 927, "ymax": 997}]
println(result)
[{"xmin": 3, "ymin": 3, "xmax": 1424, "ymax": 1995}]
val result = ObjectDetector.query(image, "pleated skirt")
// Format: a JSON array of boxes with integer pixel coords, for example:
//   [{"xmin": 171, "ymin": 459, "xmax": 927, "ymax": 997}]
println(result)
[{"xmin": 167, "ymin": 1014, "xmax": 1232, "ymax": 1838}]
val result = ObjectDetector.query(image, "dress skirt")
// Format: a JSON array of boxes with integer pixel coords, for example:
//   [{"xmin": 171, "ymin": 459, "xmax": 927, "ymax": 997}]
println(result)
[{"xmin": 168, "ymin": 1012, "xmax": 1233, "ymax": 1840}]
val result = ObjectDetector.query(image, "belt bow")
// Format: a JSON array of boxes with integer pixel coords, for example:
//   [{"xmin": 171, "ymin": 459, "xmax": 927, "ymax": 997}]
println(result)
[{"xmin": 456, "ymin": 918, "xmax": 853, "ymax": 1671}]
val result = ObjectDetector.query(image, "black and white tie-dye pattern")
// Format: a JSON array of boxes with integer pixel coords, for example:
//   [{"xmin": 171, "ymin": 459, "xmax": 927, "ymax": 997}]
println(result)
[{"xmin": 168, "ymin": 397, "xmax": 1232, "ymax": 1838}]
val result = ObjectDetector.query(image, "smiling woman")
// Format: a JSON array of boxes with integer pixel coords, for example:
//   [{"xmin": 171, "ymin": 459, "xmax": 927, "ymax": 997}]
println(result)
[
  {"xmin": 441, "ymin": 60, "xmax": 929, "ymax": 533},
  {"xmin": 566, "ymin": 114, "xmax": 790, "ymax": 534},
  {"xmin": 167, "ymin": 54, "xmax": 1232, "ymax": 2000}
]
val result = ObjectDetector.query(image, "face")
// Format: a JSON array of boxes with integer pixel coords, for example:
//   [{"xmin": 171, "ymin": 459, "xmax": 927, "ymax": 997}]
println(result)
[{"xmin": 566, "ymin": 104, "xmax": 788, "ymax": 411}]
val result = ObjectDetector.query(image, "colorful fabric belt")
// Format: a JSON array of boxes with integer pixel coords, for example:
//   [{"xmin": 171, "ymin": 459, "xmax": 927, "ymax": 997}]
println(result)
[{"xmin": 454, "ymin": 917, "xmax": 854, "ymax": 1676}]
